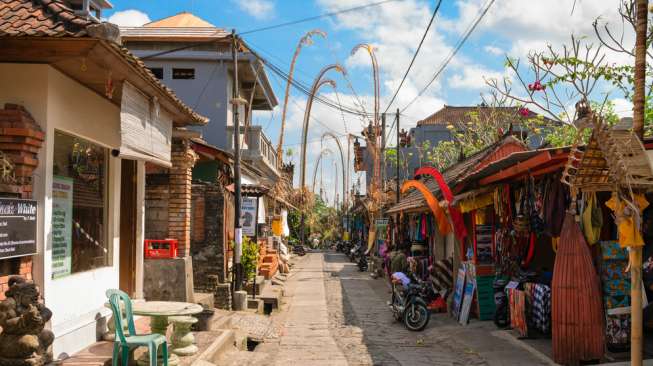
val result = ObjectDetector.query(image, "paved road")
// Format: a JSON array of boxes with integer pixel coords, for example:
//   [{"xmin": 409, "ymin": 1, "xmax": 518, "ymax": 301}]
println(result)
[{"xmin": 263, "ymin": 251, "xmax": 552, "ymax": 366}]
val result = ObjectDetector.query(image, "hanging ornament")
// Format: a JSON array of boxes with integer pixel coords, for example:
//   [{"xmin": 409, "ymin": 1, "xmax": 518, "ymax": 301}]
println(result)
[{"xmin": 105, "ymin": 71, "xmax": 114, "ymax": 99}]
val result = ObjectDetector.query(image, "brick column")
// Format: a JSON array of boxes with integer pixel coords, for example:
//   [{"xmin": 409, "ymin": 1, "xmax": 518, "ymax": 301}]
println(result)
[
  {"xmin": 0, "ymin": 104, "xmax": 44, "ymax": 300},
  {"xmin": 168, "ymin": 138, "xmax": 197, "ymax": 257}
]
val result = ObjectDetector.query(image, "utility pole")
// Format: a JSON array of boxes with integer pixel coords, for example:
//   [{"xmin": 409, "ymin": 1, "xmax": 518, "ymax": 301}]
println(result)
[
  {"xmin": 631, "ymin": 1, "xmax": 648, "ymax": 364},
  {"xmin": 231, "ymin": 30, "xmax": 244, "ymax": 292},
  {"xmin": 396, "ymin": 108, "xmax": 400, "ymax": 203}
]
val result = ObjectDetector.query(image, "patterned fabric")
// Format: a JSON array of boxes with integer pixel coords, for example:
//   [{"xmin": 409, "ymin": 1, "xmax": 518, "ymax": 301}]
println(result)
[
  {"xmin": 509, "ymin": 289, "xmax": 528, "ymax": 337},
  {"xmin": 606, "ymin": 315, "xmax": 630, "ymax": 345},
  {"xmin": 531, "ymin": 284, "xmax": 551, "ymax": 334}
]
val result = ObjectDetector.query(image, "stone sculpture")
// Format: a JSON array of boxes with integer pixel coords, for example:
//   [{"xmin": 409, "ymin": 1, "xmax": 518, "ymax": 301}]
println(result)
[{"xmin": 0, "ymin": 276, "xmax": 54, "ymax": 366}]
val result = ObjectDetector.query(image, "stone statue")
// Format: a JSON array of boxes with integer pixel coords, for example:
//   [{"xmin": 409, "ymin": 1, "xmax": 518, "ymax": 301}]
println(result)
[{"xmin": 0, "ymin": 276, "xmax": 54, "ymax": 366}]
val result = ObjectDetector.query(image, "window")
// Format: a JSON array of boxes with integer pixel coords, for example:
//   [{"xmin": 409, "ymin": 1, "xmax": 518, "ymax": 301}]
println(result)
[
  {"xmin": 172, "ymin": 68, "xmax": 195, "ymax": 80},
  {"xmin": 149, "ymin": 67, "xmax": 164, "ymax": 80},
  {"xmin": 51, "ymin": 131, "xmax": 110, "ymax": 278}
]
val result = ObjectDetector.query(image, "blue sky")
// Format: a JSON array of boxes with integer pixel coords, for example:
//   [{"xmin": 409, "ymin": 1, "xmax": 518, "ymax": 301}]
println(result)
[{"xmin": 105, "ymin": 0, "xmax": 633, "ymax": 203}]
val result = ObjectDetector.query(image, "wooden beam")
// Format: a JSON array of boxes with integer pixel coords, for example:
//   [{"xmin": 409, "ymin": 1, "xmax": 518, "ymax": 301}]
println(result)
[{"xmin": 480, "ymin": 152, "xmax": 553, "ymax": 185}]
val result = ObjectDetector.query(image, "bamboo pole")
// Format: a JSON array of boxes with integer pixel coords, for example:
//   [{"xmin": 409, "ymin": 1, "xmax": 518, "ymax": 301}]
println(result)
[{"xmin": 631, "ymin": 1, "xmax": 648, "ymax": 364}]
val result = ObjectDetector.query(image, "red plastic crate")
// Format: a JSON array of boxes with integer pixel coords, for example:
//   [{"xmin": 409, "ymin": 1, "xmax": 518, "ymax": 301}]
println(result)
[{"xmin": 144, "ymin": 239, "xmax": 178, "ymax": 259}]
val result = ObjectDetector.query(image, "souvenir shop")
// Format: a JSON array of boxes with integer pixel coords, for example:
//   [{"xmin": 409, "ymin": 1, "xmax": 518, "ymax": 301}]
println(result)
[{"xmin": 451, "ymin": 131, "xmax": 653, "ymax": 363}]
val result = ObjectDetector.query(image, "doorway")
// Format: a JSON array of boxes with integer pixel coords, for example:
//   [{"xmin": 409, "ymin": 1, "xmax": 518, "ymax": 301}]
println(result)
[{"xmin": 119, "ymin": 159, "xmax": 137, "ymax": 296}]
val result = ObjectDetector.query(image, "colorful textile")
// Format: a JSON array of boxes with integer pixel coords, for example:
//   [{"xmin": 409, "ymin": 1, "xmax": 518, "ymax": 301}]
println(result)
[
  {"xmin": 582, "ymin": 192, "xmax": 602, "ymax": 245},
  {"xmin": 606, "ymin": 315, "xmax": 630, "ymax": 346},
  {"xmin": 605, "ymin": 194, "xmax": 649, "ymax": 248},
  {"xmin": 401, "ymin": 180, "xmax": 451, "ymax": 235},
  {"xmin": 509, "ymin": 288, "xmax": 528, "ymax": 337},
  {"xmin": 531, "ymin": 284, "xmax": 551, "ymax": 334}
]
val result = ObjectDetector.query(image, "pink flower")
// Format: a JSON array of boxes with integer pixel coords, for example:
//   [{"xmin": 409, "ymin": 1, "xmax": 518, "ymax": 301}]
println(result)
[{"xmin": 519, "ymin": 107, "xmax": 530, "ymax": 117}]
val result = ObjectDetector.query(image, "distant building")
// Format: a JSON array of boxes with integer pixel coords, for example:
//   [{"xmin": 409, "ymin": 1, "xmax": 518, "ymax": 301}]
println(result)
[
  {"xmin": 359, "ymin": 105, "xmax": 552, "ymax": 190},
  {"xmin": 121, "ymin": 13, "xmax": 280, "ymax": 182}
]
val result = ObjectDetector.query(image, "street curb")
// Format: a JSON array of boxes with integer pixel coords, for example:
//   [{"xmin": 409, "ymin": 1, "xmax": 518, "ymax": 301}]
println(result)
[{"xmin": 490, "ymin": 330, "xmax": 558, "ymax": 366}]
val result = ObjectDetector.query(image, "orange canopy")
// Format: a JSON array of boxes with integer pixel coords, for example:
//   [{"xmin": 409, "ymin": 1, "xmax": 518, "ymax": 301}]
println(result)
[{"xmin": 401, "ymin": 180, "xmax": 452, "ymax": 235}]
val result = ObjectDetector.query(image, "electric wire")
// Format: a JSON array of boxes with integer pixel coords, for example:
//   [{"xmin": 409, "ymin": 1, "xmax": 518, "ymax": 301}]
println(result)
[
  {"xmin": 382, "ymin": 0, "xmax": 442, "ymax": 114},
  {"xmin": 400, "ymin": 0, "xmax": 496, "ymax": 113},
  {"xmin": 238, "ymin": 0, "xmax": 401, "ymax": 36},
  {"xmin": 139, "ymin": 0, "xmax": 400, "ymax": 61}
]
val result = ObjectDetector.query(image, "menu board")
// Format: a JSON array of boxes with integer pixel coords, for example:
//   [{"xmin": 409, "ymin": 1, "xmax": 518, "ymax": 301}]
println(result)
[
  {"xmin": 0, "ymin": 198, "xmax": 37, "ymax": 259},
  {"xmin": 52, "ymin": 176, "xmax": 73, "ymax": 278},
  {"xmin": 240, "ymin": 197, "xmax": 258, "ymax": 237}
]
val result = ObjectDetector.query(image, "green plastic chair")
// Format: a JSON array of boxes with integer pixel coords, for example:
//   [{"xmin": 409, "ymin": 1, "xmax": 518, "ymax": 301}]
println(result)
[{"xmin": 106, "ymin": 289, "xmax": 169, "ymax": 366}]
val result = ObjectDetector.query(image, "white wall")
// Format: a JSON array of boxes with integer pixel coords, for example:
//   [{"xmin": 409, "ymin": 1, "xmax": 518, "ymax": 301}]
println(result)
[{"xmin": 0, "ymin": 64, "xmax": 127, "ymax": 358}]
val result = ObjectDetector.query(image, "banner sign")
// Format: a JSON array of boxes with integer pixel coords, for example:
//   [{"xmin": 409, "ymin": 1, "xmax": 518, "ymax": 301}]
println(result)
[
  {"xmin": 0, "ymin": 198, "xmax": 37, "ymax": 259},
  {"xmin": 240, "ymin": 197, "xmax": 258, "ymax": 237},
  {"xmin": 52, "ymin": 176, "xmax": 73, "ymax": 279}
]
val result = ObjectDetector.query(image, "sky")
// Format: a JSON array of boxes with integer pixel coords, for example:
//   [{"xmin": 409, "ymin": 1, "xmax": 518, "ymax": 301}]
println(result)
[{"xmin": 104, "ymin": 0, "xmax": 636, "ymax": 205}]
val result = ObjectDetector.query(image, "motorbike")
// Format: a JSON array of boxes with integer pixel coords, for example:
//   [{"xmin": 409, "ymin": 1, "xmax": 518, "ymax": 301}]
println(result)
[
  {"xmin": 349, "ymin": 243, "xmax": 363, "ymax": 263},
  {"xmin": 292, "ymin": 245, "xmax": 306, "ymax": 256},
  {"xmin": 357, "ymin": 254, "xmax": 368, "ymax": 272},
  {"xmin": 390, "ymin": 282, "xmax": 431, "ymax": 331}
]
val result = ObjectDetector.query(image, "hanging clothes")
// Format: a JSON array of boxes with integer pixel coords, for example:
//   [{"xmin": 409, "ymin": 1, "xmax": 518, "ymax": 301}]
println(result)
[
  {"xmin": 605, "ymin": 193, "xmax": 649, "ymax": 248},
  {"xmin": 544, "ymin": 177, "xmax": 567, "ymax": 237},
  {"xmin": 581, "ymin": 192, "xmax": 603, "ymax": 245}
]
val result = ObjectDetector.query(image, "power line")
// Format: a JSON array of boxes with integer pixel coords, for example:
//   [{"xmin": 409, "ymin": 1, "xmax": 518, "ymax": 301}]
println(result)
[
  {"xmin": 400, "ymin": 0, "xmax": 496, "ymax": 113},
  {"xmin": 140, "ymin": 1, "xmax": 400, "ymax": 61},
  {"xmin": 238, "ymin": 0, "xmax": 401, "ymax": 36},
  {"xmin": 382, "ymin": 0, "xmax": 442, "ymax": 114}
]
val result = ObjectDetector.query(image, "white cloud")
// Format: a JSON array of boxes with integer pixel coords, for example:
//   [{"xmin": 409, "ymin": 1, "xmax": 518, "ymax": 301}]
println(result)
[
  {"xmin": 611, "ymin": 98, "xmax": 633, "ymax": 118},
  {"xmin": 448, "ymin": 65, "xmax": 507, "ymax": 90},
  {"xmin": 106, "ymin": 9, "xmax": 150, "ymax": 27},
  {"xmin": 234, "ymin": 0, "xmax": 275, "ymax": 20},
  {"xmin": 483, "ymin": 45, "xmax": 503, "ymax": 56}
]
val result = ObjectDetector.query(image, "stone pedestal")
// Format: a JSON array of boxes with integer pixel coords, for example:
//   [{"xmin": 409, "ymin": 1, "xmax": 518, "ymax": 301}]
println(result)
[
  {"xmin": 143, "ymin": 257, "xmax": 194, "ymax": 302},
  {"xmin": 233, "ymin": 290, "xmax": 247, "ymax": 311}
]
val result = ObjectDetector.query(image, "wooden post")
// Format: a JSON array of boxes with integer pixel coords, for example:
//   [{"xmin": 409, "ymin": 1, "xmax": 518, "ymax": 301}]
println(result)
[{"xmin": 631, "ymin": 1, "xmax": 648, "ymax": 364}]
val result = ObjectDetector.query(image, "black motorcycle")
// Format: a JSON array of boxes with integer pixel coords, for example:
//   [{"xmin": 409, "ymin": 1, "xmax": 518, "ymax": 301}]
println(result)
[
  {"xmin": 293, "ymin": 245, "xmax": 306, "ymax": 256},
  {"xmin": 390, "ymin": 282, "xmax": 431, "ymax": 331},
  {"xmin": 357, "ymin": 255, "xmax": 368, "ymax": 272}
]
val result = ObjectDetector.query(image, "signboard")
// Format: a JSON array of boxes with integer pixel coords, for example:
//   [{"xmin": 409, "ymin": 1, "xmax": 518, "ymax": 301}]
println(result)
[
  {"xmin": 451, "ymin": 267, "xmax": 466, "ymax": 319},
  {"xmin": 240, "ymin": 197, "xmax": 258, "ymax": 237},
  {"xmin": 0, "ymin": 198, "xmax": 37, "ymax": 259},
  {"xmin": 52, "ymin": 176, "xmax": 73, "ymax": 279}
]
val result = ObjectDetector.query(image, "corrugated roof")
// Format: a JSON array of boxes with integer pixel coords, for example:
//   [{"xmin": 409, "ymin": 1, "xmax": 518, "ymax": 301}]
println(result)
[
  {"xmin": 386, "ymin": 136, "xmax": 526, "ymax": 214},
  {"xmin": 0, "ymin": 0, "xmax": 209, "ymax": 126},
  {"xmin": 144, "ymin": 12, "xmax": 214, "ymax": 28},
  {"xmin": 417, "ymin": 105, "xmax": 550, "ymax": 128},
  {"xmin": 120, "ymin": 26, "xmax": 229, "ymax": 40},
  {"xmin": 0, "ymin": 0, "xmax": 91, "ymax": 37}
]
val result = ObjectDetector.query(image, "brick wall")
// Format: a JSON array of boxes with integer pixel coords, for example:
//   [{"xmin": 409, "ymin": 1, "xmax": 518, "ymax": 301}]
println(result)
[
  {"xmin": 191, "ymin": 185, "xmax": 205, "ymax": 242},
  {"xmin": 145, "ymin": 172, "xmax": 170, "ymax": 240},
  {"xmin": 168, "ymin": 139, "xmax": 197, "ymax": 257},
  {"xmin": 0, "ymin": 104, "xmax": 43, "ymax": 300},
  {"xmin": 191, "ymin": 183, "xmax": 228, "ymax": 294}
]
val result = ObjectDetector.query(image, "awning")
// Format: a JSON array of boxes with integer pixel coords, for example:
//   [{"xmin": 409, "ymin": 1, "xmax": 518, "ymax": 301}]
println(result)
[{"xmin": 120, "ymin": 81, "xmax": 173, "ymax": 167}]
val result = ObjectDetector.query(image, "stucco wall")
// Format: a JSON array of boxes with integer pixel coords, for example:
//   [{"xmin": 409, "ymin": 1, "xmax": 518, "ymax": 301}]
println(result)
[
  {"xmin": 144, "ymin": 59, "xmax": 230, "ymax": 149},
  {"xmin": 0, "ymin": 63, "xmax": 124, "ymax": 358}
]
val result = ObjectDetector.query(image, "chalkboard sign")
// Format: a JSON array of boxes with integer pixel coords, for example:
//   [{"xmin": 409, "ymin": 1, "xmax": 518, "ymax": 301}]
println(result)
[{"xmin": 0, "ymin": 198, "xmax": 37, "ymax": 259}]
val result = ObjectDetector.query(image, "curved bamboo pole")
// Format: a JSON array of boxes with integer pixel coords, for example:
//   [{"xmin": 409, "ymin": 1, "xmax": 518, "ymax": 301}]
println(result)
[
  {"xmin": 276, "ymin": 30, "xmax": 327, "ymax": 168},
  {"xmin": 351, "ymin": 44, "xmax": 381, "ymax": 203},
  {"xmin": 299, "ymin": 63, "xmax": 345, "ymax": 247},
  {"xmin": 321, "ymin": 132, "xmax": 346, "ymax": 210},
  {"xmin": 311, "ymin": 148, "xmax": 333, "ymax": 193}
]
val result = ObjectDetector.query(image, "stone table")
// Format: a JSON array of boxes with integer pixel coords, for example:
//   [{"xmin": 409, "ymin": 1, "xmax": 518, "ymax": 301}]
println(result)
[{"xmin": 132, "ymin": 301, "xmax": 203, "ymax": 366}]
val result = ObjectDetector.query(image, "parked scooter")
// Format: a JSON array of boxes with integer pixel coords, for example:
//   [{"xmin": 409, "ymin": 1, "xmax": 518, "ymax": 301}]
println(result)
[
  {"xmin": 390, "ymin": 282, "xmax": 431, "ymax": 331},
  {"xmin": 293, "ymin": 245, "xmax": 306, "ymax": 256},
  {"xmin": 357, "ymin": 254, "xmax": 368, "ymax": 272}
]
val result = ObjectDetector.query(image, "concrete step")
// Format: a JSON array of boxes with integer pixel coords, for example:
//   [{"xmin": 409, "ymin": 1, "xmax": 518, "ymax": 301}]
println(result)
[
  {"xmin": 247, "ymin": 298, "xmax": 264, "ymax": 313},
  {"xmin": 190, "ymin": 329, "xmax": 235, "ymax": 366}
]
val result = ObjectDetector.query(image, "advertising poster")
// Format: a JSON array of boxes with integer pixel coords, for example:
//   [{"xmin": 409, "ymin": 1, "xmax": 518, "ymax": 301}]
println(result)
[
  {"xmin": 0, "ymin": 198, "xmax": 37, "ymax": 259},
  {"xmin": 52, "ymin": 176, "xmax": 73, "ymax": 279},
  {"xmin": 240, "ymin": 197, "xmax": 258, "ymax": 237}
]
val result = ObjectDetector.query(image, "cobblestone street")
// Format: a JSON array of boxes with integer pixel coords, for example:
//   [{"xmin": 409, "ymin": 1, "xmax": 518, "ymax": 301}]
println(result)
[{"xmin": 259, "ymin": 252, "xmax": 554, "ymax": 366}]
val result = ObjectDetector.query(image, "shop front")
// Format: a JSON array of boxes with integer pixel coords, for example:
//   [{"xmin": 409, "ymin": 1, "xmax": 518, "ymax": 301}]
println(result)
[{"xmin": 0, "ymin": 4, "xmax": 207, "ymax": 357}]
